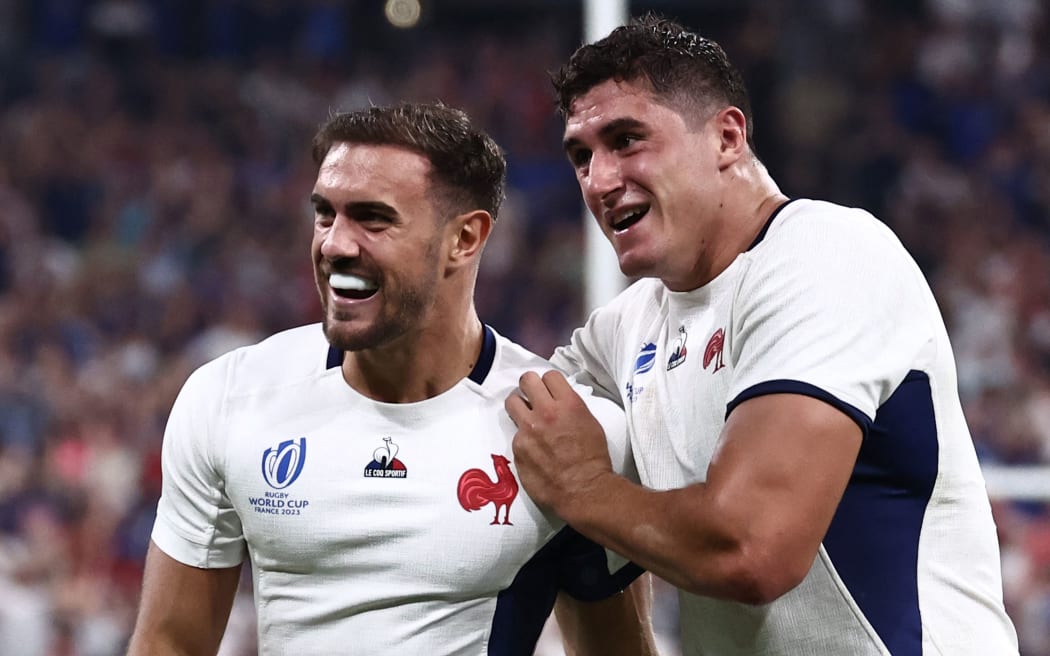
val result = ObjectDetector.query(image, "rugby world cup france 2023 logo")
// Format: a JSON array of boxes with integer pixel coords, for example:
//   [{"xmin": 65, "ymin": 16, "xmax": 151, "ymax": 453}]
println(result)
[{"xmin": 261, "ymin": 438, "xmax": 307, "ymax": 489}]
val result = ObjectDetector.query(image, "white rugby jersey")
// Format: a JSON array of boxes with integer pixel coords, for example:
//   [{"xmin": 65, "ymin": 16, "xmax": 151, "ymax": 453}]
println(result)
[
  {"xmin": 152, "ymin": 324, "xmax": 639, "ymax": 655},
  {"xmin": 552, "ymin": 199, "xmax": 1018, "ymax": 655}
]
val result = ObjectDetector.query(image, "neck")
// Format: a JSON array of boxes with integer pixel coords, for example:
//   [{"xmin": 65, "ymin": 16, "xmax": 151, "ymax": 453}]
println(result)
[
  {"xmin": 342, "ymin": 303, "xmax": 485, "ymax": 404},
  {"xmin": 669, "ymin": 160, "xmax": 787, "ymax": 291}
]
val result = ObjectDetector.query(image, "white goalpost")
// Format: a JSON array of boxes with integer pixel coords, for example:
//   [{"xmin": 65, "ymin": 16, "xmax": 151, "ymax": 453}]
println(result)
[{"xmin": 581, "ymin": 0, "xmax": 631, "ymax": 313}]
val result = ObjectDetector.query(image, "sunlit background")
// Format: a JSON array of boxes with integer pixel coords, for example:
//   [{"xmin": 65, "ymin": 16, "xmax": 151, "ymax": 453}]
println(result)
[{"xmin": 0, "ymin": 1, "xmax": 1048, "ymax": 654}]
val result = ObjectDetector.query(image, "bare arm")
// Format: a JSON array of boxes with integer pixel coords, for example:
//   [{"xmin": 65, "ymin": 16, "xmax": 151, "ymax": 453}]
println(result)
[
  {"xmin": 508, "ymin": 370, "xmax": 862, "ymax": 605},
  {"xmin": 126, "ymin": 541, "xmax": 243, "ymax": 656},
  {"xmin": 554, "ymin": 575, "xmax": 658, "ymax": 656}
]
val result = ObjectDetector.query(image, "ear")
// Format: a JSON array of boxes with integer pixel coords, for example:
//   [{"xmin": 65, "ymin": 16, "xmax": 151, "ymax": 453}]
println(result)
[
  {"xmin": 714, "ymin": 106, "xmax": 749, "ymax": 168},
  {"xmin": 446, "ymin": 209, "xmax": 493, "ymax": 271}
]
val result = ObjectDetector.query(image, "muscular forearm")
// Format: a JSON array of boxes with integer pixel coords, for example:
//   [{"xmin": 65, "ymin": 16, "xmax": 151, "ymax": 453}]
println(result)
[
  {"xmin": 508, "ymin": 378, "xmax": 854, "ymax": 605},
  {"xmin": 557, "ymin": 473, "xmax": 798, "ymax": 604}
]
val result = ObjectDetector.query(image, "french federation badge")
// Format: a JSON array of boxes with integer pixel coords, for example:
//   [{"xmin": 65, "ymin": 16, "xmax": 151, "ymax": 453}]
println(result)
[
  {"xmin": 703, "ymin": 327, "xmax": 726, "ymax": 373},
  {"xmin": 457, "ymin": 454, "xmax": 518, "ymax": 525}
]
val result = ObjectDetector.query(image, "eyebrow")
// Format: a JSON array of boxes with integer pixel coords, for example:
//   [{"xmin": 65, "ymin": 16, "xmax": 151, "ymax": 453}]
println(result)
[
  {"xmin": 310, "ymin": 194, "xmax": 398, "ymax": 217},
  {"xmin": 563, "ymin": 117, "xmax": 648, "ymax": 153}
]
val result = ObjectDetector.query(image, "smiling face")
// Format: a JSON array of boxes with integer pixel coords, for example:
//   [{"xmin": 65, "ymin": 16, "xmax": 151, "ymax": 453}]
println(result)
[
  {"xmin": 563, "ymin": 78, "xmax": 733, "ymax": 291},
  {"xmin": 311, "ymin": 142, "xmax": 446, "ymax": 352}
]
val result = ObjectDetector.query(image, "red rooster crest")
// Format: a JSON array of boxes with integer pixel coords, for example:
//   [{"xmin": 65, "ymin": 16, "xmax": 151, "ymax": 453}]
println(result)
[
  {"xmin": 457, "ymin": 454, "xmax": 519, "ymax": 525},
  {"xmin": 703, "ymin": 328, "xmax": 726, "ymax": 372}
]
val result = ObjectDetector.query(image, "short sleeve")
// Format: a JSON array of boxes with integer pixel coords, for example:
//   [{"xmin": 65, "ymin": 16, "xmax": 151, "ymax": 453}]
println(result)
[
  {"xmin": 552, "ymin": 301, "xmax": 627, "ymax": 406},
  {"xmin": 728, "ymin": 208, "xmax": 938, "ymax": 434},
  {"xmin": 151, "ymin": 356, "xmax": 247, "ymax": 568}
]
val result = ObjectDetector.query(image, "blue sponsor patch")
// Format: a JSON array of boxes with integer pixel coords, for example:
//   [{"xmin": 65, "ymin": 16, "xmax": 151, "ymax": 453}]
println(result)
[
  {"xmin": 634, "ymin": 342, "xmax": 657, "ymax": 374},
  {"xmin": 626, "ymin": 342, "xmax": 657, "ymax": 402}
]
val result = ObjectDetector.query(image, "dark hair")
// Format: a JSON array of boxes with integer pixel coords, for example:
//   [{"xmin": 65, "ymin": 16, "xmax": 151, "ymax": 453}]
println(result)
[
  {"xmin": 552, "ymin": 14, "xmax": 755, "ymax": 149},
  {"xmin": 312, "ymin": 102, "xmax": 507, "ymax": 219}
]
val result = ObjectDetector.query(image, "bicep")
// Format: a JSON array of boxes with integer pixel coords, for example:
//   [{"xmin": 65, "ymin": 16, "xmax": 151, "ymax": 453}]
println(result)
[
  {"xmin": 554, "ymin": 575, "xmax": 657, "ymax": 656},
  {"xmin": 127, "ymin": 541, "xmax": 243, "ymax": 656},
  {"xmin": 707, "ymin": 393, "xmax": 862, "ymax": 579}
]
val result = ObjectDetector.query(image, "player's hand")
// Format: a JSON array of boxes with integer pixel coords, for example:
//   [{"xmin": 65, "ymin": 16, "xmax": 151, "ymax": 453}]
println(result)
[{"xmin": 505, "ymin": 370, "xmax": 615, "ymax": 520}]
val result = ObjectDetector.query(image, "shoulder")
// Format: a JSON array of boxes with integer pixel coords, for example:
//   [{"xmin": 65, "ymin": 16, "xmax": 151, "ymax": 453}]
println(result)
[
  {"xmin": 602, "ymin": 277, "xmax": 665, "ymax": 316},
  {"xmin": 487, "ymin": 329, "xmax": 619, "ymax": 409},
  {"xmin": 486, "ymin": 330, "xmax": 633, "ymax": 477},
  {"xmin": 185, "ymin": 323, "xmax": 332, "ymax": 399},
  {"xmin": 757, "ymin": 198, "xmax": 908, "ymax": 259},
  {"xmin": 485, "ymin": 330, "xmax": 580, "ymax": 396},
  {"xmin": 738, "ymin": 198, "xmax": 922, "ymax": 297},
  {"xmin": 549, "ymin": 278, "xmax": 666, "ymax": 392},
  {"xmin": 488, "ymin": 329, "xmax": 553, "ymax": 379},
  {"xmin": 574, "ymin": 277, "xmax": 666, "ymax": 341}
]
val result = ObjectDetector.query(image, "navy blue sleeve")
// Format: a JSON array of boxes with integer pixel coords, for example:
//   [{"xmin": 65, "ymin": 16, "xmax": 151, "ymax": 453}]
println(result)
[
  {"xmin": 553, "ymin": 526, "xmax": 644, "ymax": 601},
  {"xmin": 487, "ymin": 526, "xmax": 644, "ymax": 655}
]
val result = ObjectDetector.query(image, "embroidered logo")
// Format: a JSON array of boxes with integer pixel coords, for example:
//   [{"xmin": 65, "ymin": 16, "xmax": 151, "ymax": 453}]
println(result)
[
  {"xmin": 667, "ymin": 325, "xmax": 689, "ymax": 370},
  {"xmin": 703, "ymin": 328, "xmax": 726, "ymax": 373},
  {"xmin": 626, "ymin": 342, "xmax": 657, "ymax": 402},
  {"xmin": 457, "ymin": 454, "xmax": 519, "ymax": 525},
  {"xmin": 634, "ymin": 342, "xmax": 657, "ymax": 374},
  {"xmin": 261, "ymin": 438, "xmax": 307, "ymax": 489},
  {"xmin": 364, "ymin": 437, "xmax": 408, "ymax": 478}
]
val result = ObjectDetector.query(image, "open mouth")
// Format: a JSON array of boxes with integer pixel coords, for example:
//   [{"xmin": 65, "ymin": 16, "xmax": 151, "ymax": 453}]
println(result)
[
  {"xmin": 329, "ymin": 272, "xmax": 379, "ymax": 300},
  {"xmin": 612, "ymin": 207, "xmax": 648, "ymax": 233}
]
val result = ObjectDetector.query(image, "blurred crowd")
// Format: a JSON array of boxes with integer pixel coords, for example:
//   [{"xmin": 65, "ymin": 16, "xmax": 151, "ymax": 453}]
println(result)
[{"xmin": 0, "ymin": 0, "xmax": 1048, "ymax": 654}]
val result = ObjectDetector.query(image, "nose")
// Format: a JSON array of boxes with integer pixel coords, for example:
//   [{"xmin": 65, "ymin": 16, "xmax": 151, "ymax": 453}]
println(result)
[
  {"xmin": 318, "ymin": 215, "xmax": 362, "ymax": 261},
  {"xmin": 585, "ymin": 150, "xmax": 623, "ymax": 206}
]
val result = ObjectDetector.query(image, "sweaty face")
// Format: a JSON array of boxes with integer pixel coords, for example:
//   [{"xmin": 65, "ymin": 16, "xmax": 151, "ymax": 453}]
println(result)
[
  {"xmin": 563, "ymin": 79, "xmax": 723, "ymax": 290},
  {"xmin": 311, "ymin": 143, "xmax": 444, "ymax": 352}
]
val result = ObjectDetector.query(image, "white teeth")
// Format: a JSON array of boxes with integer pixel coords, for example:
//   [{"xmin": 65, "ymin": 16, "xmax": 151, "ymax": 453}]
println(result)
[
  {"xmin": 329, "ymin": 273, "xmax": 378, "ymax": 291},
  {"xmin": 612, "ymin": 208, "xmax": 645, "ymax": 230}
]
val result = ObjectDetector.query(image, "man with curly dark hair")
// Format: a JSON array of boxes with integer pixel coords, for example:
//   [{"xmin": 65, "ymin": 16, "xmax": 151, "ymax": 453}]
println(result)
[{"xmin": 508, "ymin": 15, "xmax": 1019, "ymax": 656}]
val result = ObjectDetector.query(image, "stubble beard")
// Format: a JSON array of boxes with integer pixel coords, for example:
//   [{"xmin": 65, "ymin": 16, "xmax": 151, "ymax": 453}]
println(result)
[
  {"xmin": 320, "ymin": 244, "xmax": 442, "ymax": 353},
  {"xmin": 321, "ymin": 284, "xmax": 434, "ymax": 353}
]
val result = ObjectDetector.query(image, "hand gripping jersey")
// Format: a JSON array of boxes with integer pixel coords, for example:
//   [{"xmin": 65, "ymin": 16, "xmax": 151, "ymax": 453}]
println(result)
[
  {"xmin": 152, "ymin": 324, "xmax": 640, "ymax": 655},
  {"xmin": 552, "ymin": 199, "xmax": 1019, "ymax": 655}
]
